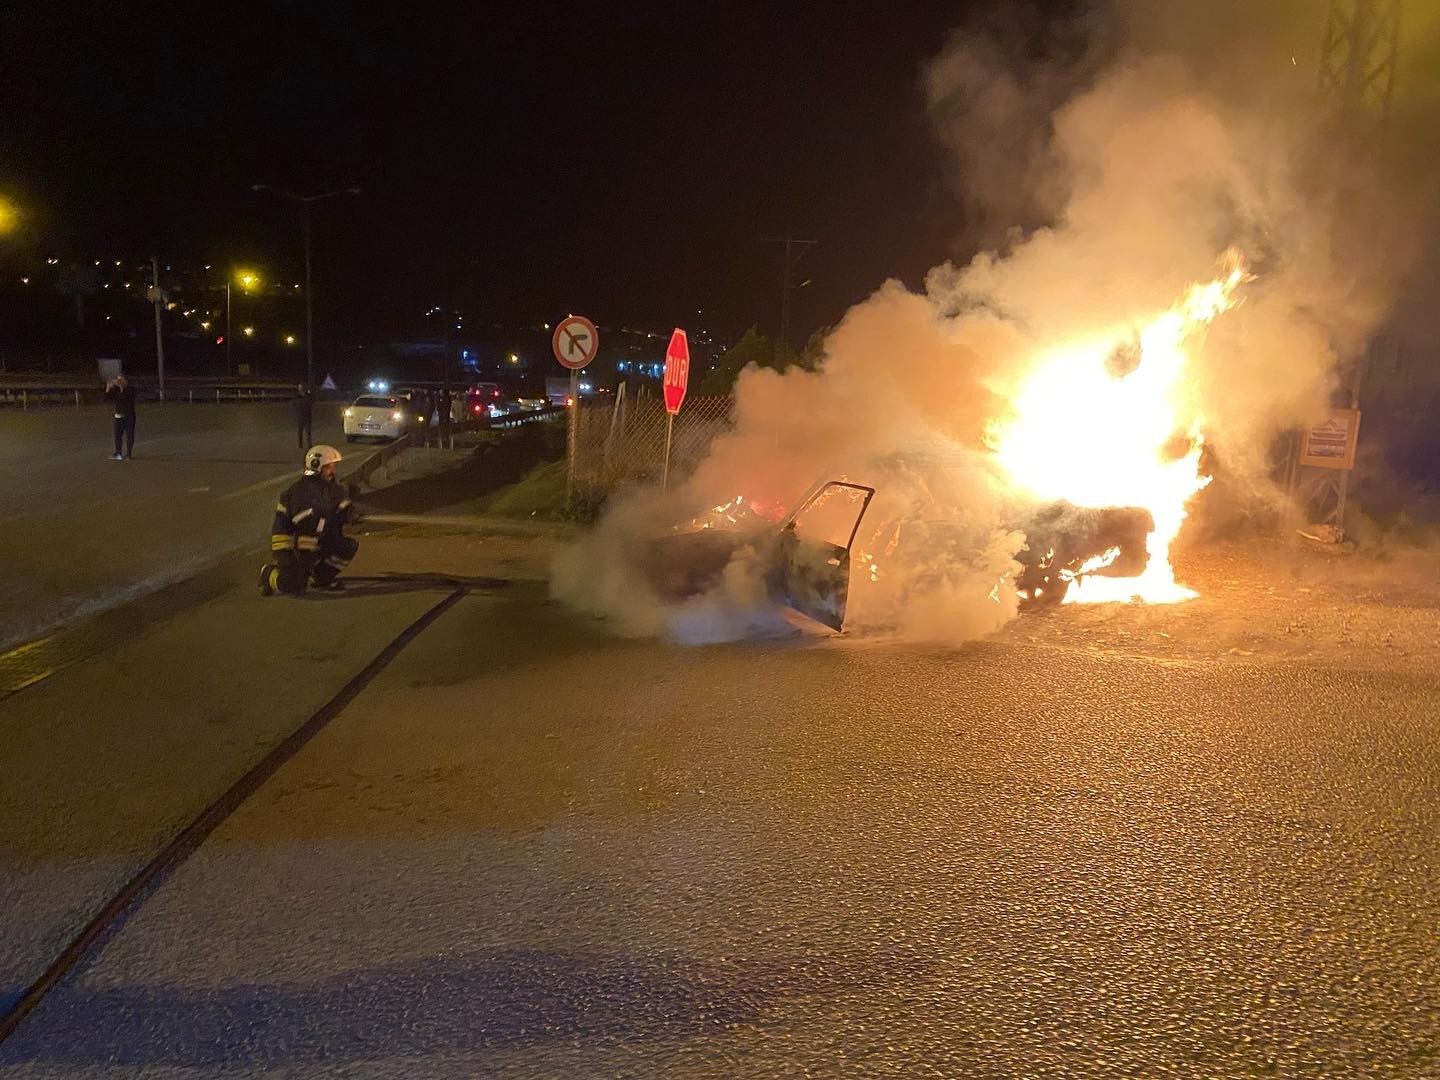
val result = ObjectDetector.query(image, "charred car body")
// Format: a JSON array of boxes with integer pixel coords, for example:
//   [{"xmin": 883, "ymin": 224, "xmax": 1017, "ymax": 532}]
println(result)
[{"xmin": 646, "ymin": 481, "xmax": 1155, "ymax": 631}]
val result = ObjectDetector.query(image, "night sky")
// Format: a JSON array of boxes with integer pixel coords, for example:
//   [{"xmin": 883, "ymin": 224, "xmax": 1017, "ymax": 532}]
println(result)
[{"xmin": 3, "ymin": 3, "xmax": 989, "ymax": 346}]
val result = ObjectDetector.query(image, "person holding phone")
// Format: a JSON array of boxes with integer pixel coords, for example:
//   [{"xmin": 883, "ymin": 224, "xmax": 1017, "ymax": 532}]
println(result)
[{"xmin": 104, "ymin": 374, "xmax": 137, "ymax": 460}]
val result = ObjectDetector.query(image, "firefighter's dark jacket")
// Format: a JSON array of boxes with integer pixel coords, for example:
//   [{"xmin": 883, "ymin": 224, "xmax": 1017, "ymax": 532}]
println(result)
[{"xmin": 270, "ymin": 472, "xmax": 353, "ymax": 554}]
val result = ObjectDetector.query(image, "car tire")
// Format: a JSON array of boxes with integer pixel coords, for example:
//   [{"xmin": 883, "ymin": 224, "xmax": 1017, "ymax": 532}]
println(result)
[{"xmin": 345, "ymin": 435, "xmax": 358, "ymax": 443}]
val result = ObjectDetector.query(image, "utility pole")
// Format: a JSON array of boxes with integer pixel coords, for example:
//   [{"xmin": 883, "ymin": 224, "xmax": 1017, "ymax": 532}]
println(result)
[
  {"xmin": 762, "ymin": 233, "xmax": 816, "ymax": 352},
  {"xmin": 252, "ymin": 184, "xmax": 361, "ymax": 390},
  {"xmin": 149, "ymin": 256, "xmax": 165, "ymax": 400},
  {"xmin": 438, "ymin": 259, "xmax": 450, "ymax": 396},
  {"xmin": 1295, "ymin": 0, "xmax": 1402, "ymax": 536},
  {"xmin": 1318, "ymin": 0, "xmax": 1400, "ymax": 146}
]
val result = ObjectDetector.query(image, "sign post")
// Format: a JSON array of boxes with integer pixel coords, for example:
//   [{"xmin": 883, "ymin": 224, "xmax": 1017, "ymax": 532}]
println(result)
[
  {"xmin": 552, "ymin": 315, "xmax": 600, "ymax": 507},
  {"xmin": 1291, "ymin": 407, "xmax": 1363, "ymax": 541},
  {"xmin": 148, "ymin": 256, "xmax": 166, "ymax": 401},
  {"xmin": 661, "ymin": 328, "xmax": 690, "ymax": 492}
]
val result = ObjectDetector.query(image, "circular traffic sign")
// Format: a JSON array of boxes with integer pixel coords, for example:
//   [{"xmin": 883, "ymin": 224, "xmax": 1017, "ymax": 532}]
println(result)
[{"xmin": 552, "ymin": 315, "xmax": 599, "ymax": 370}]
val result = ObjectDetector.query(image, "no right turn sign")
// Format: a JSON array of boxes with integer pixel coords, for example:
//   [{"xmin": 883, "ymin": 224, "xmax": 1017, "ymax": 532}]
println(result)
[{"xmin": 552, "ymin": 315, "xmax": 599, "ymax": 370}]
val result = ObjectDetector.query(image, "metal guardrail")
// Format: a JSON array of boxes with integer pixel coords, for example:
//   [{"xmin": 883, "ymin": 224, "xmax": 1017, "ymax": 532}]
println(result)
[
  {"xmin": 0, "ymin": 379, "xmax": 316, "ymax": 409},
  {"xmin": 0, "ymin": 382, "xmax": 573, "ymax": 414},
  {"xmin": 346, "ymin": 405, "xmax": 565, "ymax": 489},
  {"xmin": 486, "ymin": 404, "xmax": 567, "ymax": 429},
  {"xmin": 347, "ymin": 432, "xmax": 415, "ymax": 488},
  {"xmin": 0, "ymin": 383, "xmax": 324, "ymax": 411}
]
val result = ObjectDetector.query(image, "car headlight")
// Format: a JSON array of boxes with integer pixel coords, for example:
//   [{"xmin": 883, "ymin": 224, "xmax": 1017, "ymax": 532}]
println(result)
[
  {"xmin": 343, "ymin": 408, "xmax": 353, "ymax": 417},
  {"xmin": 391, "ymin": 411, "xmax": 404, "ymax": 422}
]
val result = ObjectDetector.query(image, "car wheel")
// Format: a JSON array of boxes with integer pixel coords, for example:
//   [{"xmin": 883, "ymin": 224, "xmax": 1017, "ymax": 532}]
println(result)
[{"xmin": 345, "ymin": 435, "xmax": 358, "ymax": 443}]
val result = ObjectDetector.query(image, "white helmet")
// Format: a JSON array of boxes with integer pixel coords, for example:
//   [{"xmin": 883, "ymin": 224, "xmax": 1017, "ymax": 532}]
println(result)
[{"xmin": 304, "ymin": 444, "xmax": 343, "ymax": 474}]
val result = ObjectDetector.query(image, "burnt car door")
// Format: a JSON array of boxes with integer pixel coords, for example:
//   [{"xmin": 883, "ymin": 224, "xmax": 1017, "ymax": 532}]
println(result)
[{"xmin": 765, "ymin": 481, "xmax": 875, "ymax": 631}]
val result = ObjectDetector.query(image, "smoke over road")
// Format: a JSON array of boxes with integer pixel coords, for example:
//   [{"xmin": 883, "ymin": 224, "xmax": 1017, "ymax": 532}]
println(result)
[{"xmin": 556, "ymin": 1, "xmax": 1440, "ymax": 645}]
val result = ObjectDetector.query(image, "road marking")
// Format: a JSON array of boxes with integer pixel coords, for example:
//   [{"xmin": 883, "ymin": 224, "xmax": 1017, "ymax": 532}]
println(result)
[
  {"xmin": 0, "ymin": 588, "xmax": 469, "ymax": 1044},
  {"xmin": 0, "ymin": 634, "xmax": 62, "ymax": 700},
  {"xmin": 221, "ymin": 456, "xmax": 367, "ymax": 502},
  {"xmin": 220, "ymin": 469, "xmax": 302, "ymax": 501}
]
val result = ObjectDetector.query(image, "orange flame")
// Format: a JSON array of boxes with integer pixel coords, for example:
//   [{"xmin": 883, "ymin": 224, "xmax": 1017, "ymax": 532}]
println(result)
[{"xmin": 987, "ymin": 253, "xmax": 1249, "ymax": 604}]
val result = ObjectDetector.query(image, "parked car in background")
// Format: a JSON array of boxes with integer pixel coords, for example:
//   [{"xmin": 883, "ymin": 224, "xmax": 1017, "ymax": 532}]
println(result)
[
  {"xmin": 545, "ymin": 377, "xmax": 572, "ymax": 406},
  {"xmin": 343, "ymin": 394, "xmax": 416, "ymax": 442},
  {"xmin": 464, "ymin": 382, "xmax": 518, "ymax": 419}
]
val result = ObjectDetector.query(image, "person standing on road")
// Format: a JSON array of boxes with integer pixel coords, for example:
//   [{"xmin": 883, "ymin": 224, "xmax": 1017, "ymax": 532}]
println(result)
[
  {"xmin": 104, "ymin": 374, "xmax": 137, "ymax": 460},
  {"xmin": 293, "ymin": 384, "xmax": 314, "ymax": 451},
  {"xmin": 437, "ymin": 386, "xmax": 453, "ymax": 450},
  {"xmin": 413, "ymin": 389, "xmax": 432, "ymax": 447},
  {"xmin": 258, "ymin": 444, "xmax": 360, "ymax": 596}
]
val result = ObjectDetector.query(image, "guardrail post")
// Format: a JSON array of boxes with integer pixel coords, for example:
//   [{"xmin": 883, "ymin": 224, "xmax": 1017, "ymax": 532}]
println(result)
[
  {"xmin": 21, "ymin": 390, "xmax": 26, "ymax": 411},
  {"xmin": 74, "ymin": 389, "xmax": 80, "ymax": 409},
  {"xmin": 189, "ymin": 389, "xmax": 193, "ymax": 404}
]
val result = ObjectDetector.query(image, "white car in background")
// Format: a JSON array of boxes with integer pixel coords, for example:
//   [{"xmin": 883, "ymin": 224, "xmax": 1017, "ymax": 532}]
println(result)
[{"xmin": 343, "ymin": 394, "xmax": 415, "ymax": 442}]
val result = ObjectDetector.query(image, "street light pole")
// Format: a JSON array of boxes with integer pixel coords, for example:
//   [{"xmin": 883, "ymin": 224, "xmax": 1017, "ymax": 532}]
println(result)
[
  {"xmin": 225, "ymin": 278, "xmax": 231, "ymax": 377},
  {"xmin": 150, "ymin": 255, "xmax": 165, "ymax": 399},
  {"xmin": 303, "ymin": 202, "xmax": 314, "ymax": 392},
  {"xmin": 252, "ymin": 184, "xmax": 360, "ymax": 391}
]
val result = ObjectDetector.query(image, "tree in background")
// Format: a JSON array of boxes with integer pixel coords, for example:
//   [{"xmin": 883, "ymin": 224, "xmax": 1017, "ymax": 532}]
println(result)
[{"xmin": 699, "ymin": 325, "xmax": 829, "ymax": 396}]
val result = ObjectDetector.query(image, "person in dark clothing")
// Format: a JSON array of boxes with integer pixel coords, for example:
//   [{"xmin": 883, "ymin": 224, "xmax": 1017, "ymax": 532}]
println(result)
[
  {"xmin": 412, "ymin": 389, "xmax": 432, "ymax": 446},
  {"xmin": 293, "ymin": 384, "xmax": 314, "ymax": 451},
  {"xmin": 437, "ymin": 387, "xmax": 454, "ymax": 449},
  {"xmin": 258, "ymin": 444, "xmax": 360, "ymax": 596},
  {"xmin": 104, "ymin": 374, "xmax": 137, "ymax": 460}
]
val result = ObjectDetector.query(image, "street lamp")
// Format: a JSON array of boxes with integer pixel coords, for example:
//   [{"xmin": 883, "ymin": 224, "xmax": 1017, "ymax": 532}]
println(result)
[
  {"xmin": 225, "ymin": 269, "xmax": 261, "ymax": 376},
  {"xmin": 251, "ymin": 183, "xmax": 361, "ymax": 390}
]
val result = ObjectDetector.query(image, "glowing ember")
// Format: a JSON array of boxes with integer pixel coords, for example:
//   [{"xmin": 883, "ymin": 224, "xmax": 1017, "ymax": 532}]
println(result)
[
  {"xmin": 1060, "ymin": 546, "xmax": 1121, "ymax": 583},
  {"xmin": 986, "ymin": 252, "xmax": 1249, "ymax": 604}
]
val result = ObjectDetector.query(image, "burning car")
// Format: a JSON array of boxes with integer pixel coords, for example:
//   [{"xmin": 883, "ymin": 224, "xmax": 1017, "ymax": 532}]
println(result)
[{"xmin": 645, "ymin": 480, "xmax": 1156, "ymax": 632}]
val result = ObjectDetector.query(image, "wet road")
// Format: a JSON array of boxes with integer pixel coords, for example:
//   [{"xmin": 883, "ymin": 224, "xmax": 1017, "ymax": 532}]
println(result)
[
  {"xmin": 0, "ymin": 402, "xmax": 345, "ymax": 650},
  {"xmin": 2, "ymin": 573, "xmax": 1436, "ymax": 1076}
]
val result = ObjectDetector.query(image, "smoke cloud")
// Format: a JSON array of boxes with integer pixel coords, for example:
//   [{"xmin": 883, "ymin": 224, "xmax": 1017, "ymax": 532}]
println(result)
[{"xmin": 554, "ymin": 1, "xmax": 1440, "ymax": 645}]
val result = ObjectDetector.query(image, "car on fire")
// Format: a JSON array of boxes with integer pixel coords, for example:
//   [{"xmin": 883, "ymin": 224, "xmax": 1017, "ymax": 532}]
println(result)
[{"xmin": 645, "ymin": 480, "xmax": 1155, "ymax": 632}]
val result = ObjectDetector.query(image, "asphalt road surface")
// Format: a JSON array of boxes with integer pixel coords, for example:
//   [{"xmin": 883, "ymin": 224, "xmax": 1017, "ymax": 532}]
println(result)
[
  {"xmin": 0, "ymin": 402, "xmax": 347, "ymax": 651},
  {"xmin": 1, "ymin": 530, "xmax": 1435, "ymax": 1077}
]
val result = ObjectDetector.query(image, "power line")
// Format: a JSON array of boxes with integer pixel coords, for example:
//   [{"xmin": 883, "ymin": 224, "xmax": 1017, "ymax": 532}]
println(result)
[{"xmin": 762, "ymin": 233, "xmax": 817, "ymax": 351}]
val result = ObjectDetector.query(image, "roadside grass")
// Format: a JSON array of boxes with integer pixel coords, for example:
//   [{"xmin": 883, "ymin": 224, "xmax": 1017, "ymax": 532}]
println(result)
[{"xmin": 481, "ymin": 459, "xmax": 569, "ymax": 519}]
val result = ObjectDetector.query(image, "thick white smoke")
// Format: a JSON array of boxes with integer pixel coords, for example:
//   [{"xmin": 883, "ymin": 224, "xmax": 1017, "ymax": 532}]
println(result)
[{"xmin": 554, "ymin": 4, "xmax": 1436, "ymax": 645}]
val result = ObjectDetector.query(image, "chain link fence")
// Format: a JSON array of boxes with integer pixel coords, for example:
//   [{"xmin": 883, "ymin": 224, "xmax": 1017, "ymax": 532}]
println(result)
[{"xmin": 573, "ymin": 388, "xmax": 733, "ymax": 497}]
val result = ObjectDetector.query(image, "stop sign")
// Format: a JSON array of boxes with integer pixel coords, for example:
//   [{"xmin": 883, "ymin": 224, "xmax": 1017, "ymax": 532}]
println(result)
[{"xmin": 663, "ymin": 328, "xmax": 689, "ymax": 415}]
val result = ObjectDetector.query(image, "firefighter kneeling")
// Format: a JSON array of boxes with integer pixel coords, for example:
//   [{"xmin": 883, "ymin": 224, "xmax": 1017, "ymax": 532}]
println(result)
[{"xmin": 259, "ymin": 444, "xmax": 360, "ymax": 596}]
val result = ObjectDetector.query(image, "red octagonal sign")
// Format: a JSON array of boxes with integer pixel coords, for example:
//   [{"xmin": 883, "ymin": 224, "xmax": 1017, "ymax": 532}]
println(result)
[{"xmin": 663, "ymin": 328, "xmax": 689, "ymax": 415}]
